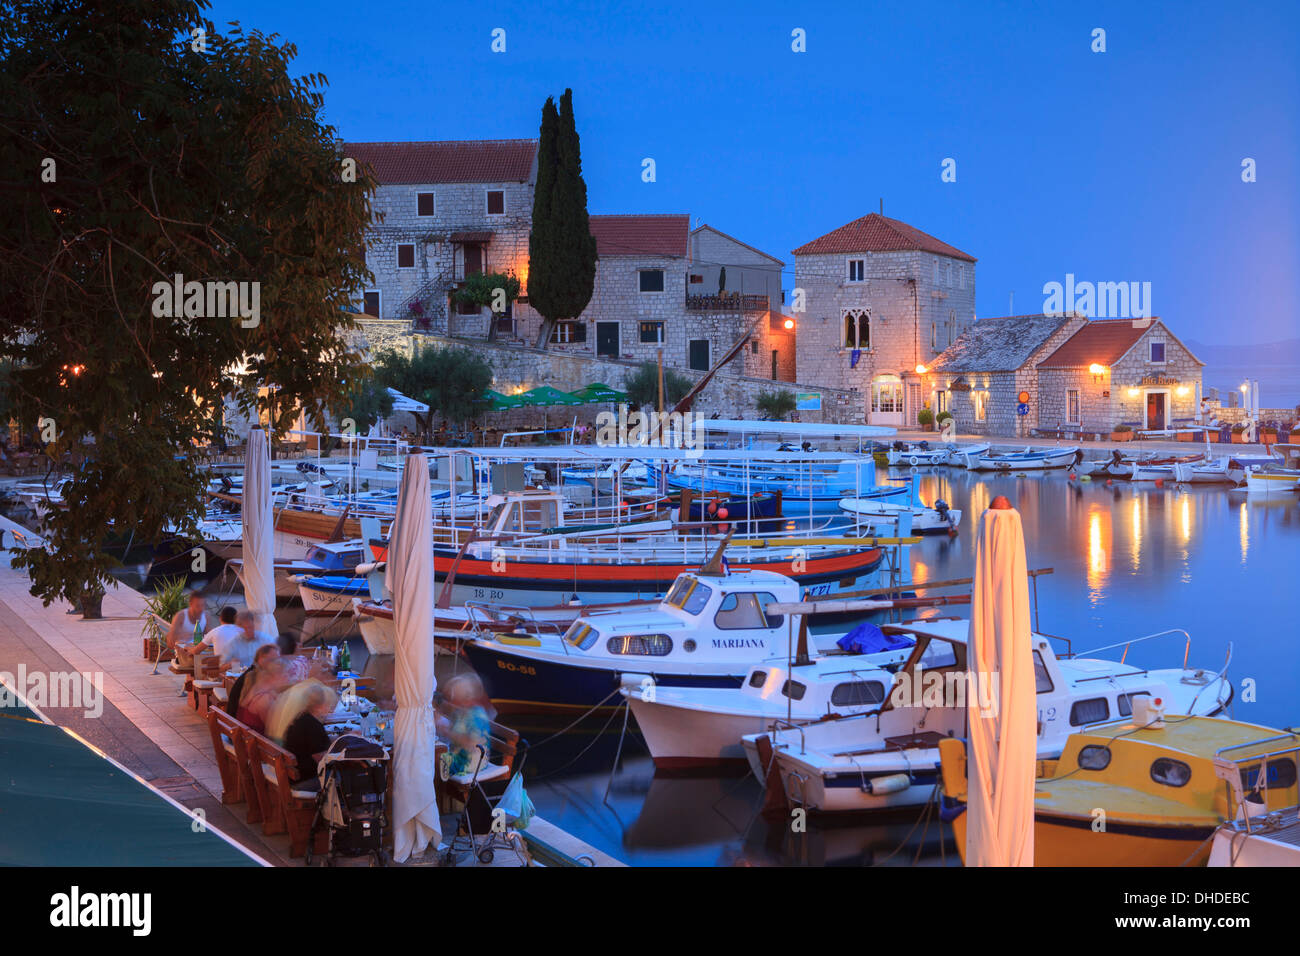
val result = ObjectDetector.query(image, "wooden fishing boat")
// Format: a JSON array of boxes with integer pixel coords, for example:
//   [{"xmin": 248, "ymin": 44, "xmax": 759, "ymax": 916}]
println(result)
[
  {"xmin": 967, "ymin": 446, "xmax": 1081, "ymax": 472},
  {"xmin": 939, "ymin": 712, "xmax": 1296, "ymax": 866}
]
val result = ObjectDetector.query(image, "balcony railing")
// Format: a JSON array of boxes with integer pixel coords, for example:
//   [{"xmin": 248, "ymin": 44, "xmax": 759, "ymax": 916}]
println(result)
[{"xmin": 685, "ymin": 292, "xmax": 769, "ymax": 312}]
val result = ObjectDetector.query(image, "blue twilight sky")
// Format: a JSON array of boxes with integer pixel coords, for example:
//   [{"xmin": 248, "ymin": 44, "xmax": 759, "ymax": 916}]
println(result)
[{"xmin": 208, "ymin": 0, "xmax": 1299, "ymax": 346}]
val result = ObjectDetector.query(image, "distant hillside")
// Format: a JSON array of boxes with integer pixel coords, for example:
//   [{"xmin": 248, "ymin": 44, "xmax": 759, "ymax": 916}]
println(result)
[{"xmin": 1186, "ymin": 338, "xmax": 1300, "ymax": 365}]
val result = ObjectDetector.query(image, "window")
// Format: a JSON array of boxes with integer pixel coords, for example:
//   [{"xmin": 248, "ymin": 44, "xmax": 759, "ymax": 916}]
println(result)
[
  {"xmin": 973, "ymin": 391, "xmax": 987, "ymax": 422},
  {"xmin": 780, "ymin": 680, "xmax": 806, "ymax": 701},
  {"xmin": 958, "ymin": 264, "xmax": 966, "ymax": 290},
  {"xmin": 830, "ymin": 680, "xmax": 886, "ymax": 707},
  {"xmin": 936, "ymin": 390, "xmax": 949, "ymax": 415},
  {"xmin": 1150, "ymin": 758, "xmax": 1192, "ymax": 788},
  {"xmin": 1066, "ymin": 388, "xmax": 1081, "ymax": 425},
  {"xmin": 1149, "ymin": 341, "xmax": 1166, "ymax": 363},
  {"xmin": 1032, "ymin": 651, "xmax": 1054, "ymax": 693},
  {"xmin": 933, "ymin": 260, "xmax": 939, "ymax": 284},
  {"xmin": 666, "ymin": 578, "xmax": 712, "ymax": 615},
  {"xmin": 1241, "ymin": 759, "xmax": 1298, "ymax": 794},
  {"xmin": 843, "ymin": 309, "xmax": 870, "ymax": 349},
  {"xmin": 606, "ymin": 633, "xmax": 673, "ymax": 656},
  {"xmin": 639, "ymin": 269, "xmax": 665, "ymax": 293},
  {"xmin": 931, "ymin": 320, "xmax": 937, "ymax": 351},
  {"xmin": 689, "ymin": 274, "xmax": 703, "ymax": 284},
  {"xmin": 486, "ymin": 190, "xmax": 505, "ymax": 215},
  {"xmin": 565, "ymin": 622, "xmax": 599, "ymax": 651},
  {"xmin": 416, "ymin": 193, "xmax": 434, "ymax": 217},
  {"xmin": 1117, "ymin": 691, "xmax": 1150, "ymax": 717},
  {"xmin": 1070, "ymin": 697, "xmax": 1110, "ymax": 726},
  {"xmin": 639, "ymin": 321, "xmax": 664, "ymax": 344},
  {"xmin": 362, "ymin": 291, "xmax": 380, "ymax": 317},
  {"xmin": 550, "ymin": 321, "xmax": 586, "ymax": 344},
  {"xmin": 397, "ymin": 244, "xmax": 415, "ymax": 269},
  {"xmin": 714, "ymin": 592, "xmax": 782, "ymax": 630},
  {"xmin": 871, "ymin": 379, "xmax": 903, "ymax": 414},
  {"xmin": 847, "ymin": 259, "xmax": 865, "ymax": 282},
  {"xmin": 946, "ymin": 262, "xmax": 953, "ymax": 285},
  {"xmin": 688, "ymin": 339, "xmax": 710, "ymax": 371},
  {"xmin": 751, "ymin": 341, "xmax": 760, "ymax": 354},
  {"xmin": 1077, "ymin": 745, "xmax": 1112, "ymax": 771},
  {"xmin": 747, "ymin": 670, "xmax": 768, "ymax": 689}
]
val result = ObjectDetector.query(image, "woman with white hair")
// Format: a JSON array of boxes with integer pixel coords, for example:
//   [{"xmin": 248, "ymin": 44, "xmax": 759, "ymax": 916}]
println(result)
[{"xmin": 267, "ymin": 679, "xmax": 338, "ymax": 784}]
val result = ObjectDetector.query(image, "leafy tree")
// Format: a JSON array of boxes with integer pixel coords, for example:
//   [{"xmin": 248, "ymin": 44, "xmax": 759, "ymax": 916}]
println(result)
[
  {"xmin": 373, "ymin": 347, "xmax": 492, "ymax": 440},
  {"xmin": 756, "ymin": 389, "xmax": 798, "ymax": 421},
  {"xmin": 0, "ymin": 2, "xmax": 375, "ymax": 614},
  {"xmin": 625, "ymin": 361, "xmax": 693, "ymax": 411},
  {"xmin": 717, "ymin": 266, "xmax": 727, "ymax": 295},
  {"xmin": 453, "ymin": 271, "xmax": 521, "ymax": 341},
  {"xmin": 336, "ymin": 373, "xmax": 395, "ymax": 435},
  {"xmin": 528, "ymin": 89, "xmax": 597, "ymax": 348}
]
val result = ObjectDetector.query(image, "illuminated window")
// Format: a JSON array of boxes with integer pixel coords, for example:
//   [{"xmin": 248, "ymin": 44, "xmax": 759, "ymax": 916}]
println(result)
[
  {"xmin": 1066, "ymin": 389, "xmax": 1081, "ymax": 425},
  {"xmin": 974, "ymin": 391, "xmax": 987, "ymax": 422},
  {"xmin": 843, "ymin": 308, "xmax": 870, "ymax": 349},
  {"xmin": 606, "ymin": 633, "xmax": 673, "ymax": 656}
]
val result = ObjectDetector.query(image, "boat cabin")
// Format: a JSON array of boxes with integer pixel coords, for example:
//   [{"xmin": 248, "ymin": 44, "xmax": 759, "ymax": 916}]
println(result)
[{"xmin": 560, "ymin": 569, "xmax": 801, "ymax": 663}]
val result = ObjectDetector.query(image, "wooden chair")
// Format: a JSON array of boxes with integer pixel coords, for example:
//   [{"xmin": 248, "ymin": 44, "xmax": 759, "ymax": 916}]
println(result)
[
  {"xmin": 207, "ymin": 707, "xmax": 246, "ymax": 806},
  {"xmin": 440, "ymin": 721, "xmax": 524, "ymax": 864},
  {"xmin": 250, "ymin": 733, "xmax": 326, "ymax": 858}
]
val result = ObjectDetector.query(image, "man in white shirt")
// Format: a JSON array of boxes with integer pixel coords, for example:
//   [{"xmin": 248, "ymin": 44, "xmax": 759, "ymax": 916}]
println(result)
[
  {"xmin": 204, "ymin": 605, "xmax": 247, "ymax": 666},
  {"xmin": 226, "ymin": 609, "xmax": 277, "ymax": 668}
]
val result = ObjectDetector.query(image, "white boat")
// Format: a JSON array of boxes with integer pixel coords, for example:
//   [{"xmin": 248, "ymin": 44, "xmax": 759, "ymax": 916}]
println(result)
[
  {"xmin": 1171, "ymin": 456, "xmax": 1235, "ymax": 484},
  {"xmin": 837, "ymin": 497, "xmax": 961, "ymax": 535},
  {"xmin": 740, "ymin": 619, "xmax": 1233, "ymax": 813},
  {"xmin": 1243, "ymin": 467, "xmax": 1300, "ymax": 495},
  {"xmin": 967, "ymin": 446, "xmax": 1080, "ymax": 472},
  {"xmin": 944, "ymin": 442, "xmax": 990, "ymax": 467},
  {"xmin": 885, "ymin": 442, "xmax": 950, "ymax": 467},
  {"xmin": 459, "ymin": 568, "xmax": 917, "ymax": 715},
  {"xmin": 626, "ymin": 633, "xmax": 938, "ymax": 770}
]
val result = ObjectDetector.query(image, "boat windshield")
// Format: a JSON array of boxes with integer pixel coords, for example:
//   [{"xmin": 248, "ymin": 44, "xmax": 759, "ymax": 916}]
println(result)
[
  {"xmin": 564, "ymin": 622, "xmax": 600, "ymax": 651},
  {"xmin": 665, "ymin": 578, "xmax": 712, "ymax": 615}
]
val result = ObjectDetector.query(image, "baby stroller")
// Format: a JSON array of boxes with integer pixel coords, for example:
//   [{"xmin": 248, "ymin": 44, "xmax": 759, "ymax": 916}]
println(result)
[
  {"xmin": 306, "ymin": 734, "xmax": 390, "ymax": 867},
  {"xmin": 440, "ymin": 720, "xmax": 532, "ymax": 866}
]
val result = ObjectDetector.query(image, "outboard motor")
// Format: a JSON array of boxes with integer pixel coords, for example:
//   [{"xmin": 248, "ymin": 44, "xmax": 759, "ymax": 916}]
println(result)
[
  {"xmin": 893, "ymin": 440, "xmax": 907, "ymax": 451},
  {"xmin": 935, "ymin": 499, "xmax": 958, "ymax": 536}
]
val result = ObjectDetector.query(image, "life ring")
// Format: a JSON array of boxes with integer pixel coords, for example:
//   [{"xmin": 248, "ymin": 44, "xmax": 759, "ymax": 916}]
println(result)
[{"xmin": 908, "ymin": 456, "xmax": 920, "ymax": 466}]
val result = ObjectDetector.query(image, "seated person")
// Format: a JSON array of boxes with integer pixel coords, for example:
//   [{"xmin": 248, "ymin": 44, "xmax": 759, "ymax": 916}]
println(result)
[
  {"xmin": 235, "ymin": 657, "xmax": 290, "ymax": 734},
  {"xmin": 227, "ymin": 643, "xmax": 279, "ymax": 716},
  {"xmin": 203, "ymin": 606, "xmax": 245, "ymax": 666},
  {"xmin": 436, "ymin": 674, "xmax": 491, "ymax": 779},
  {"xmin": 277, "ymin": 629, "xmax": 332, "ymax": 683},
  {"xmin": 223, "ymin": 609, "xmax": 276, "ymax": 669},
  {"xmin": 266, "ymin": 680, "xmax": 338, "ymax": 784},
  {"xmin": 167, "ymin": 592, "xmax": 209, "ymax": 668}
]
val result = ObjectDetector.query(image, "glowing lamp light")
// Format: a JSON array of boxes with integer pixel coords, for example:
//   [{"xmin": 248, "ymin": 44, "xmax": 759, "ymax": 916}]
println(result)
[
  {"xmin": 1088, "ymin": 363, "xmax": 1107, "ymax": 383},
  {"xmin": 1127, "ymin": 387, "xmax": 1140, "ymax": 398},
  {"xmin": 783, "ymin": 318, "xmax": 795, "ymax": 330},
  {"xmin": 915, "ymin": 364, "xmax": 928, "ymax": 375},
  {"xmin": 1176, "ymin": 386, "xmax": 1189, "ymax": 397},
  {"xmin": 1240, "ymin": 383, "xmax": 1249, "ymax": 393}
]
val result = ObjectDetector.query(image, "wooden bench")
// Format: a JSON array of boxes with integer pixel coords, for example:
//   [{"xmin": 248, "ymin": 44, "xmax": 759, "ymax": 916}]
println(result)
[{"xmin": 249, "ymin": 733, "xmax": 327, "ymax": 858}]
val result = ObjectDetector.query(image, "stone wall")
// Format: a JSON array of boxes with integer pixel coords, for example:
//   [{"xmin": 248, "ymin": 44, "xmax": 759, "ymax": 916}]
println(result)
[
  {"xmin": 793, "ymin": 249, "xmax": 976, "ymax": 424},
  {"xmin": 414, "ymin": 334, "xmax": 865, "ymax": 424},
  {"xmin": 689, "ymin": 226, "xmax": 784, "ymax": 306},
  {"xmin": 361, "ymin": 179, "xmax": 534, "ymax": 332}
]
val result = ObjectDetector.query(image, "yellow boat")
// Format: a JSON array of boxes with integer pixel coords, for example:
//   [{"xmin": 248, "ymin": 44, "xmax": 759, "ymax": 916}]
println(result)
[{"xmin": 939, "ymin": 712, "xmax": 1300, "ymax": 866}]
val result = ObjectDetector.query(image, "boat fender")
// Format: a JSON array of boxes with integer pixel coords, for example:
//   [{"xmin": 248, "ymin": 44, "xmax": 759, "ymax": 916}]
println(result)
[
  {"xmin": 863, "ymin": 773, "xmax": 911, "ymax": 795},
  {"xmin": 620, "ymin": 672, "xmax": 654, "ymax": 694},
  {"xmin": 355, "ymin": 562, "xmax": 384, "ymax": 575}
]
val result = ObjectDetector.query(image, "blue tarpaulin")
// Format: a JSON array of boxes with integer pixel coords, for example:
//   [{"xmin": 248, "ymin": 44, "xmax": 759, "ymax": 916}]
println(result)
[{"xmin": 836, "ymin": 621, "xmax": 914, "ymax": 655}]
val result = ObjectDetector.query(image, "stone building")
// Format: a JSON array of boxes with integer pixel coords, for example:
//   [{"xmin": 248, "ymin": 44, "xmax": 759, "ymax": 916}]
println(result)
[
  {"xmin": 343, "ymin": 139, "xmax": 538, "ymax": 339},
  {"xmin": 925, "ymin": 314, "xmax": 1087, "ymax": 437},
  {"xmin": 1036, "ymin": 319, "xmax": 1204, "ymax": 433},
  {"xmin": 792, "ymin": 213, "xmax": 977, "ymax": 427},
  {"xmin": 511, "ymin": 214, "xmax": 794, "ymax": 382}
]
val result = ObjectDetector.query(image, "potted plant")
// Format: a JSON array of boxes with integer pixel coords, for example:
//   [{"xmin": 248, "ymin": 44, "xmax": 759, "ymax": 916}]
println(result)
[
  {"xmin": 1205, "ymin": 427, "xmax": 1220, "ymax": 443},
  {"xmin": 1110, "ymin": 424, "xmax": 1133, "ymax": 442},
  {"xmin": 1261, "ymin": 424, "xmax": 1278, "ymax": 446},
  {"xmin": 917, "ymin": 407, "xmax": 935, "ymax": 432},
  {"xmin": 1231, "ymin": 423, "xmax": 1247, "ymax": 443},
  {"xmin": 140, "ymin": 576, "xmax": 188, "ymax": 661}
]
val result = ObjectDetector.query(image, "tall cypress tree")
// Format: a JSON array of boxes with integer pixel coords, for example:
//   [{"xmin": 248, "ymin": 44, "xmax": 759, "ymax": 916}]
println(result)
[{"xmin": 529, "ymin": 89, "xmax": 597, "ymax": 348}]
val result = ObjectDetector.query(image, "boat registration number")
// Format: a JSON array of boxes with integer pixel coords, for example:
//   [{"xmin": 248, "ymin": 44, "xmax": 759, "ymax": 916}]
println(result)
[
  {"xmin": 472, "ymin": 587, "xmax": 506, "ymax": 601},
  {"xmin": 497, "ymin": 660, "xmax": 536, "ymax": 676}
]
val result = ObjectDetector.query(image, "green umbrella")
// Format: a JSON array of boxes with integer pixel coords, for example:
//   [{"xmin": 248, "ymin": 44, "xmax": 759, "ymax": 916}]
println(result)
[
  {"xmin": 570, "ymin": 382, "xmax": 628, "ymax": 404},
  {"xmin": 520, "ymin": 385, "xmax": 585, "ymax": 407},
  {"xmin": 485, "ymin": 389, "xmax": 524, "ymax": 410}
]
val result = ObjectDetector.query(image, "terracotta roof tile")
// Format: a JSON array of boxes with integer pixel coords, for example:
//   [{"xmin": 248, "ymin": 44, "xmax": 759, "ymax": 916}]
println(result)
[
  {"xmin": 589, "ymin": 214, "xmax": 690, "ymax": 258},
  {"xmin": 1037, "ymin": 319, "xmax": 1153, "ymax": 369},
  {"xmin": 792, "ymin": 212, "xmax": 975, "ymax": 261},
  {"xmin": 343, "ymin": 139, "xmax": 537, "ymax": 184}
]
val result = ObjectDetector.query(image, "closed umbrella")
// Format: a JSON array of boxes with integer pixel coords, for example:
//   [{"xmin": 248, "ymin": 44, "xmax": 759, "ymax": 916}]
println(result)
[
  {"xmin": 240, "ymin": 428, "xmax": 278, "ymax": 640},
  {"xmin": 390, "ymin": 452, "xmax": 440, "ymax": 862},
  {"xmin": 965, "ymin": 495, "xmax": 1035, "ymax": 866}
]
